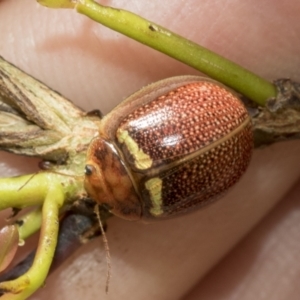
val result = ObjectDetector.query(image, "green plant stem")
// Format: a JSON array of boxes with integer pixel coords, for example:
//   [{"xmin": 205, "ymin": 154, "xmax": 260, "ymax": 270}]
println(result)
[
  {"xmin": 0, "ymin": 184, "xmax": 64, "ymax": 300},
  {"xmin": 0, "ymin": 172, "xmax": 86, "ymax": 298},
  {"xmin": 0, "ymin": 173, "xmax": 83, "ymax": 210},
  {"xmin": 17, "ymin": 208, "xmax": 42, "ymax": 241},
  {"xmin": 38, "ymin": 0, "xmax": 277, "ymax": 106}
]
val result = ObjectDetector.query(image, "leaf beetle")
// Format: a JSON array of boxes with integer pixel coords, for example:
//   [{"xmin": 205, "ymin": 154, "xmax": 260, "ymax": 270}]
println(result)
[{"xmin": 84, "ymin": 76, "xmax": 253, "ymax": 220}]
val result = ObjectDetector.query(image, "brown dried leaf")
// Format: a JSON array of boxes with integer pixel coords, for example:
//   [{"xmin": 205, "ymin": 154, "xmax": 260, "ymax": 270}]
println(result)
[{"xmin": 0, "ymin": 56, "xmax": 96, "ymax": 161}]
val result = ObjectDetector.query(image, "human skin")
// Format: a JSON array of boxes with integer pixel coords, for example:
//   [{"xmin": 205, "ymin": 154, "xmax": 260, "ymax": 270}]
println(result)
[{"xmin": 0, "ymin": 0, "xmax": 300, "ymax": 299}]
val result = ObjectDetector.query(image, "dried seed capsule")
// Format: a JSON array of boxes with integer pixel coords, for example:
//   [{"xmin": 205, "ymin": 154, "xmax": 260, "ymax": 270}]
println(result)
[{"xmin": 84, "ymin": 76, "xmax": 253, "ymax": 220}]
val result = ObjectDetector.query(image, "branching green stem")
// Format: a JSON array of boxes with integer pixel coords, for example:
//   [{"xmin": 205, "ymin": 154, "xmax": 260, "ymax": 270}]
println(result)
[
  {"xmin": 38, "ymin": 0, "xmax": 277, "ymax": 106},
  {"xmin": 0, "ymin": 172, "xmax": 86, "ymax": 299},
  {"xmin": 0, "ymin": 183, "xmax": 64, "ymax": 300}
]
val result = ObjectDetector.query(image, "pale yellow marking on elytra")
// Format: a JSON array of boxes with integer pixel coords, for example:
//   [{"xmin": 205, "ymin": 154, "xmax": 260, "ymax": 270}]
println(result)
[
  {"xmin": 117, "ymin": 129, "xmax": 153, "ymax": 170},
  {"xmin": 145, "ymin": 178, "xmax": 163, "ymax": 216}
]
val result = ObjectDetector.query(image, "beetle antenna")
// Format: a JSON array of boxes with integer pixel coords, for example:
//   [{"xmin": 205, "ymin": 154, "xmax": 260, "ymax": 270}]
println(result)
[
  {"xmin": 17, "ymin": 173, "xmax": 38, "ymax": 191},
  {"xmin": 95, "ymin": 205, "xmax": 111, "ymax": 293}
]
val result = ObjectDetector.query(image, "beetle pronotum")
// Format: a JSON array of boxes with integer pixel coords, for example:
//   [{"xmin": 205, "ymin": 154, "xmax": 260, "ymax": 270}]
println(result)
[{"xmin": 85, "ymin": 76, "xmax": 253, "ymax": 220}]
